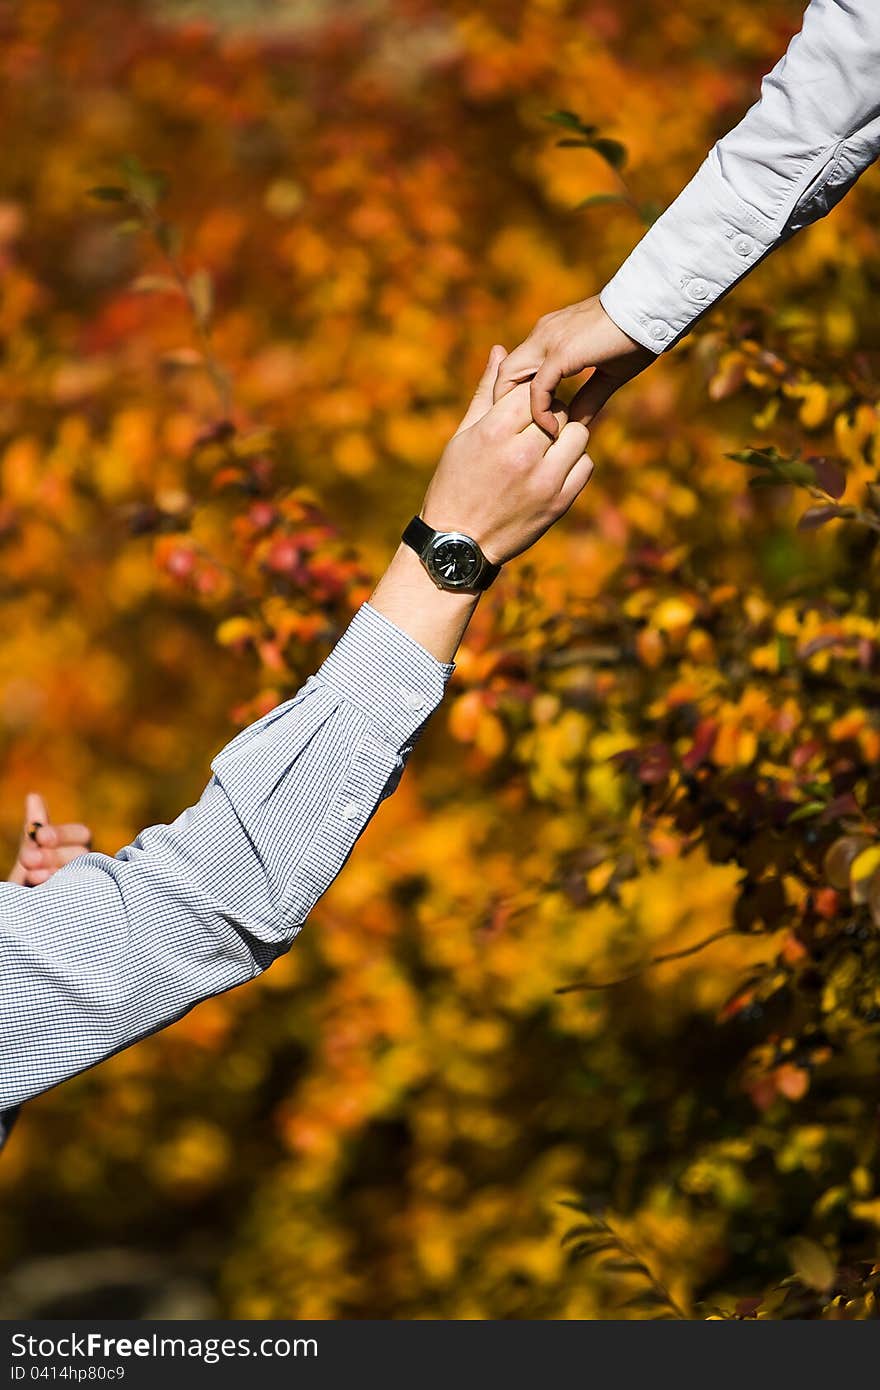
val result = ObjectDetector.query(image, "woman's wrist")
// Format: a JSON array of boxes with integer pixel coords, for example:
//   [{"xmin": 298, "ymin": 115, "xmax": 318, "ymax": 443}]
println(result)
[{"xmin": 368, "ymin": 542, "xmax": 480, "ymax": 665}]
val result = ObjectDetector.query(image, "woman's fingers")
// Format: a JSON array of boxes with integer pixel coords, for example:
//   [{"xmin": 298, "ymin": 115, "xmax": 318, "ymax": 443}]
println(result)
[
  {"xmin": 17, "ymin": 841, "xmax": 89, "ymax": 881},
  {"xmin": 24, "ymin": 790, "xmax": 49, "ymax": 842},
  {"xmin": 10, "ymin": 790, "xmax": 92, "ymax": 886},
  {"xmin": 529, "ymin": 359, "xmax": 565, "ymax": 438},
  {"xmin": 21, "ymin": 867, "xmax": 53, "ymax": 886},
  {"xmin": 21, "ymin": 841, "xmax": 90, "ymax": 868},
  {"xmin": 32, "ymin": 821, "xmax": 91, "ymax": 849},
  {"xmin": 517, "ymin": 400, "xmax": 569, "ymax": 454}
]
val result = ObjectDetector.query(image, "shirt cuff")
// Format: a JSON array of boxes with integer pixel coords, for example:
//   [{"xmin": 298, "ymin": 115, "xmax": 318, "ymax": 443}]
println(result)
[
  {"xmin": 313, "ymin": 601, "xmax": 455, "ymax": 748},
  {"xmin": 599, "ymin": 152, "xmax": 778, "ymax": 353}
]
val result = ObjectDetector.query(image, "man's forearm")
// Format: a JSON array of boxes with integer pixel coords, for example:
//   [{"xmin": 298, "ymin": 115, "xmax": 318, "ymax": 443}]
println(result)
[{"xmin": 0, "ymin": 587, "xmax": 457, "ymax": 1116}]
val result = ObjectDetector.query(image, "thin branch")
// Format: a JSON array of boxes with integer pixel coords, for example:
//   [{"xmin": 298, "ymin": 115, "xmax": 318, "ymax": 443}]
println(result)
[
  {"xmin": 134, "ymin": 196, "xmax": 233, "ymax": 421},
  {"xmin": 556, "ymin": 927, "xmax": 737, "ymax": 994}
]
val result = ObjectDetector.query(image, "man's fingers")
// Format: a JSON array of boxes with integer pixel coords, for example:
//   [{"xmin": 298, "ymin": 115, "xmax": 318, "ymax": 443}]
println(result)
[
  {"xmin": 24, "ymin": 791, "xmax": 49, "ymax": 840},
  {"xmin": 457, "ymin": 344, "xmax": 507, "ymax": 433},
  {"xmin": 568, "ymin": 368, "xmax": 619, "ymax": 426},
  {"xmin": 557, "ymin": 447, "xmax": 596, "ymax": 513},
  {"xmin": 542, "ymin": 421, "xmax": 590, "ymax": 486},
  {"xmin": 484, "ymin": 382, "xmax": 530, "ymax": 432},
  {"xmin": 530, "ymin": 360, "xmax": 564, "ymax": 437}
]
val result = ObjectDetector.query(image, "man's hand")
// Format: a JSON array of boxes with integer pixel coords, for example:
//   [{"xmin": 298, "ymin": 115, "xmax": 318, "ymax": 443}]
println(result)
[
  {"xmin": 493, "ymin": 295, "xmax": 655, "ymax": 437},
  {"xmin": 420, "ymin": 344, "xmax": 594, "ymax": 565},
  {"xmin": 8, "ymin": 792, "xmax": 92, "ymax": 886}
]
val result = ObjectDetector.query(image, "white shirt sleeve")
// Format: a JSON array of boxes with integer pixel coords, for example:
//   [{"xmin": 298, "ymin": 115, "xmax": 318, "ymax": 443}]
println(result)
[
  {"xmin": 599, "ymin": 0, "xmax": 880, "ymax": 352},
  {"xmin": 0, "ymin": 602, "xmax": 454, "ymax": 1121}
]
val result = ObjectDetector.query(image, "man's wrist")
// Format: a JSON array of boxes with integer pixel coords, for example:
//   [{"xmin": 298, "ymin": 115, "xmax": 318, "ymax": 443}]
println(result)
[
  {"xmin": 368, "ymin": 543, "xmax": 479, "ymax": 665},
  {"xmin": 384, "ymin": 541, "xmax": 481, "ymax": 609}
]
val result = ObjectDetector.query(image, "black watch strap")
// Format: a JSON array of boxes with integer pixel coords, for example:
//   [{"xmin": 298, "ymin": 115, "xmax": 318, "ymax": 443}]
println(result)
[{"xmin": 402, "ymin": 516, "xmax": 501, "ymax": 592}]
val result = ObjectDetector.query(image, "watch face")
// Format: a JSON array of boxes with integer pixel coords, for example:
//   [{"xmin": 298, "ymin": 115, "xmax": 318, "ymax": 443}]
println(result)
[{"xmin": 426, "ymin": 533, "xmax": 482, "ymax": 589}]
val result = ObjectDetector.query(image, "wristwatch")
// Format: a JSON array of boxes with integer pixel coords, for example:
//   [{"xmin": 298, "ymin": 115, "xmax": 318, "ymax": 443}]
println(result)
[{"xmin": 401, "ymin": 516, "xmax": 501, "ymax": 593}]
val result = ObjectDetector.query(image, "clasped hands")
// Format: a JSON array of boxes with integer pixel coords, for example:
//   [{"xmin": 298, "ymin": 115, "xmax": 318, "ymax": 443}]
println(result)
[
  {"xmin": 420, "ymin": 295, "xmax": 646, "ymax": 569},
  {"xmin": 6, "ymin": 295, "xmax": 643, "ymax": 885}
]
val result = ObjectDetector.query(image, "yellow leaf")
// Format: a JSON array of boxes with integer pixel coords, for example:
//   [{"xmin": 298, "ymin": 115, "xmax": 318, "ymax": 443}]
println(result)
[
  {"xmin": 787, "ymin": 1237, "xmax": 835, "ymax": 1293},
  {"xmin": 850, "ymin": 846, "xmax": 880, "ymax": 903},
  {"xmin": 216, "ymin": 616, "xmax": 256, "ymax": 647},
  {"xmin": 651, "ymin": 597, "xmax": 695, "ymax": 636}
]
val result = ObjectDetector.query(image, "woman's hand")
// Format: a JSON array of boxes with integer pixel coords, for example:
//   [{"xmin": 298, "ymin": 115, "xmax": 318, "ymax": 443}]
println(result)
[
  {"xmin": 492, "ymin": 296, "xmax": 654, "ymax": 437},
  {"xmin": 421, "ymin": 344, "xmax": 594, "ymax": 565},
  {"xmin": 8, "ymin": 792, "xmax": 92, "ymax": 886}
]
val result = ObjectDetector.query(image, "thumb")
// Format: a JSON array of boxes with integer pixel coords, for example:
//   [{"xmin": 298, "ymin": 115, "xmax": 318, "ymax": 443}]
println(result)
[
  {"xmin": 24, "ymin": 791, "xmax": 50, "ymax": 839},
  {"xmin": 455, "ymin": 344, "xmax": 507, "ymax": 434}
]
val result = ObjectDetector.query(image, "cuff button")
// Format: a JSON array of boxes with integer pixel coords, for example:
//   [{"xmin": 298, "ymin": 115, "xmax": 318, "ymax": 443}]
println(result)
[
  {"xmin": 648, "ymin": 321, "xmax": 669, "ymax": 342},
  {"xmin": 734, "ymin": 235, "xmax": 755, "ymax": 257},
  {"xmin": 400, "ymin": 688, "xmax": 426, "ymax": 712},
  {"xmin": 342, "ymin": 801, "xmax": 361, "ymax": 821},
  {"xmin": 687, "ymin": 278, "xmax": 710, "ymax": 301}
]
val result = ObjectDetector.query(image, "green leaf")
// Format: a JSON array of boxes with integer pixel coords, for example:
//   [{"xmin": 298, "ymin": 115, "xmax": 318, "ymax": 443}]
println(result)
[
  {"xmin": 120, "ymin": 154, "xmax": 167, "ymax": 210},
  {"xmin": 727, "ymin": 446, "xmax": 788, "ymax": 471},
  {"xmin": 545, "ymin": 110, "xmax": 597, "ymax": 136},
  {"xmin": 556, "ymin": 138, "xmax": 591, "ymax": 148},
  {"xmin": 802, "ymin": 781, "xmax": 832, "ymax": 800},
  {"xmin": 574, "ymin": 193, "xmax": 627, "ymax": 211},
  {"xmin": 590, "ymin": 137, "xmax": 627, "ymax": 171},
  {"xmin": 155, "ymin": 221, "xmax": 182, "ymax": 257},
  {"xmin": 787, "ymin": 802, "xmax": 828, "ymax": 824},
  {"xmin": 730, "ymin": 446, "xmax": 818, "ymax": 490},
  {"xmin": 88, "ymin": 185, "xmax": 128, "ymax": 202}
]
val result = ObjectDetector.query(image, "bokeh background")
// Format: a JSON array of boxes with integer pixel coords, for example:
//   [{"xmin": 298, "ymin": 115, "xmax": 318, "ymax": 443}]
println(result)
[{"xmin": 2, "ymin": 0, "xmax": 880, "ymax": 1320}]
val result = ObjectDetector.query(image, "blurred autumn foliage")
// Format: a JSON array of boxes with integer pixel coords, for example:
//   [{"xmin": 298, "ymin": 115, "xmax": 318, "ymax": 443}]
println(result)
[{"xmin": 2, "ymin": 0, "xmax": 880, "ymax": 1320}]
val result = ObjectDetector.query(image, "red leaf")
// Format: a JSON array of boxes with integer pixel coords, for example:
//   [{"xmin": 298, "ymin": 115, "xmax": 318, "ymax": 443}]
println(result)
[
  {"xmin": 683, "ymin": 719, "xmax": 718, "ymax": 771},
  {"xmin": 798, "ymin": 504, "xmax": 851, "ymax": 531},
  {"xmin": 808, "ymin": 455, "xmax": 846, "ymax": 500}
]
